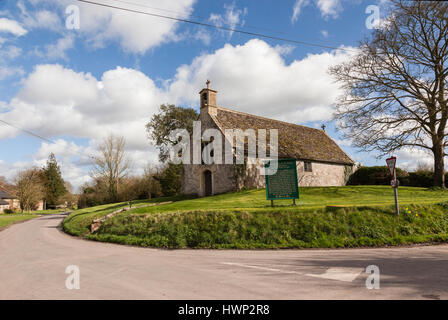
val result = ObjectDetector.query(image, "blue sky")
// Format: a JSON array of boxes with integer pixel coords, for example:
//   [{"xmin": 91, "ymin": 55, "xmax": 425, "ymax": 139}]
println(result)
[{"xmin": 0, "ymin": 0, "xmax": 421, "ymax": 190}]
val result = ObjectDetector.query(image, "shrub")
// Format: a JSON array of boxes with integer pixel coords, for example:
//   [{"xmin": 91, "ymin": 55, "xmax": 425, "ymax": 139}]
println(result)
[
  {"xmin": 3, "ymin": 209, "xmax": 14, "ymax": 214},
  {"xmin": 348, "ymin": 166, "xmax": 409, "ymax": 186},
  {"xmin": 408, "ymin": 171, "xmax": 434, "ymax": 188},
  {"xmin": 406, "ymin": 170, "xmax": 448, "ymax": 188},
  {"xmin": 158, "ymin": 163, "xmax": 182, "ymax": 196}
]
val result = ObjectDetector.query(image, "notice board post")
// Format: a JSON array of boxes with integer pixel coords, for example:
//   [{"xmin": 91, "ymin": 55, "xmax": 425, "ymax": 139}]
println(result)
[{"xmin": 265, "ymin": 159, "xmax": 299, "ymax": 206}]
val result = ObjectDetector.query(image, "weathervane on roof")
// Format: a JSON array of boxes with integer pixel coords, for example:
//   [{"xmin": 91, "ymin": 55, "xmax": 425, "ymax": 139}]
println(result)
[{"xmin": 206, "ymin": 79, "xmax": 210, "ymax": 89}]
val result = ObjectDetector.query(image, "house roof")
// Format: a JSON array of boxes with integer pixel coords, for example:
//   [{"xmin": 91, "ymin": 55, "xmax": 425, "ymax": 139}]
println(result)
[
  {"xmin": 0, "ymin": 189, "xmax": 16, "ymax": 199},
  {"xmin": 210, "ymin": 106, "xmax": 354, "ymax": 165}
]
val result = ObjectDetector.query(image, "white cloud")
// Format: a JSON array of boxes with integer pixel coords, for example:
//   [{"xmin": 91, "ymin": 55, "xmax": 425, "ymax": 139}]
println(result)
[
  {"xmin": 0, "ymin": 18, "xmax": 27, "ymax": 36},
  {"xmin": 18, "ymin": 64, "xmax": 99, "ymax": 106},
  {"xmin": 0, "ymin": 45, "xmax": 22, "ymax": 60},
  {"xmin": 395, "ymin": 148, "xmax": 435, "ymax": 171},
  {"xmin": 291, "ymin": 0, "xmax": 310, "ymax": 23},
  {"xmin": 209, "ymin": 2, "xmax": 248, "ymax": 37},
  {"xmin": 193, "ymin": 29, "xmax": 211, "ymax": 46},
  {"xmin": 291, "ymin": 0, "xmax": 342, "ymax": 22},
  {"xmin": 0, "ymin": 64, "xmax": 164, "ymax": 153},
  {"xmin": 316, "ymin": 0, "xmax": 342, "ymax": 19},
  {"xmin": 17, "ymin": 2, "xmax": 62, "ymax": 32},
  {"xmin": 273, "ymin": 44, "xmax": 295, "ymax": 56},
  {"xmin": 17, "ymin": 0, "xmax": 196, "ymax": 54},
  {"xmin": 39, "ymin": 35, "xmax": 75, "ymax": 60},
  {"xmin": 76, "ymin": 0, "xmax": 196, "ymax": 53},
  {"xmin": 0, "ymin": 66, "xmax": 25, "ymax": 80}
]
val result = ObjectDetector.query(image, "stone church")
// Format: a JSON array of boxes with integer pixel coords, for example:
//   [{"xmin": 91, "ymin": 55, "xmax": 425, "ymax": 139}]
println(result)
[{"xmin": 181, "ymin": 82, "xmax": 355, "ymax": 197}]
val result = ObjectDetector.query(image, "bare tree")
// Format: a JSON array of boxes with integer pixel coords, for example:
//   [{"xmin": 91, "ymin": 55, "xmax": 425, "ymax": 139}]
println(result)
[
  {"xmin": 15, "ymin": 168, "xmax": 44, "ymax": 212},
  {"xmin": 91, "ymin": 135, "xmax": 131, "ymax": 202},
  {"xmin": 330, "ymin": 1, "xmax": 448, "ymax": 187}
]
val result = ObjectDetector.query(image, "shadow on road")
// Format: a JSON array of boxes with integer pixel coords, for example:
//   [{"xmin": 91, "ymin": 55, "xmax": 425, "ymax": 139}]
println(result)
[{"xmin": 269, "ymin": 254, "xmax": 448, "ymax": 299}]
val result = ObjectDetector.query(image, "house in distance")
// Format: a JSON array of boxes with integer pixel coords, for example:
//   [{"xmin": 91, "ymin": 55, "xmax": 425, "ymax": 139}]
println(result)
[{"xmin": 182, "ymin": 82, "xmax": 355, "ymax": 197}]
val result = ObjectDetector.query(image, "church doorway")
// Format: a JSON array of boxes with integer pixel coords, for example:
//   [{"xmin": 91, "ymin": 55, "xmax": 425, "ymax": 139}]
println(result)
[{"xmin": 203, "ymin": 170, "xmax": 212, "ymax": 196}]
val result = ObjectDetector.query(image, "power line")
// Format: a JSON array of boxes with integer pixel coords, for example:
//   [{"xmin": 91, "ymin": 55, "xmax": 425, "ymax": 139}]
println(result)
[
  {"xmin": 0, "ymin": 118, "xmax": 96, "ymax": 160},
  {"xmin": 76, "ymin": 0, "xmax": 357, "ymax": 53},
  {"xmin": 108, "ymin": 0, "xmax": 306, "ymax": 40},
  {"xmin": 0, "ymin": 119, "xmax": 54, "ymax": 144}
]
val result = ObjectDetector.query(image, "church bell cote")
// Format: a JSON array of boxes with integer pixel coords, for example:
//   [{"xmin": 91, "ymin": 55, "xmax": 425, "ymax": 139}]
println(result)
[{"xmin": 199, "ymin": 79, "xmax": 217, "ymax": 110}]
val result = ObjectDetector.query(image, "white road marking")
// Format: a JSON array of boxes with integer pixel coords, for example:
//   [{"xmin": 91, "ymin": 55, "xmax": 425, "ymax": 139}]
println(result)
[
  {"xmin": 222, "ymin": 262, "xmax": 363, "ymax": 283},
  {"xmin": 305, "ymin": 268, "xmax": 364, "ymax": 282},
  {"xmin": 221, "ymin": 262, "xmax": 304, "ymax": 275}
]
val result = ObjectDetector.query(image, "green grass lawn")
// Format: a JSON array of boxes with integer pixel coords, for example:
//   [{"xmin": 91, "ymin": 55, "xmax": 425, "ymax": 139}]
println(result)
[
  {"xmin": 29, "ymin": 208, "xmax": 70, "ymax": 215},
  {"xmin": 128, "ymin": 186, "xmax": 448, "ymax": 214},
  {"xmin": 62, "ymin": 186, "xmax": 448, "ymax": 249},
  {"xmin": 0, "ymin": 214, "xmax": 36, "ymax": 229}
]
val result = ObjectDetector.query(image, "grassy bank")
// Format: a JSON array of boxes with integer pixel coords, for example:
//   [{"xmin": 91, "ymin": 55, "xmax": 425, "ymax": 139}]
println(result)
[
  {"xmin": 85, "ymin": 202, "xmax": 448, "ymax": 248},
  {"xmin": 63, "ymin": 195, "xmax": 192, "ymax": 236},
  {"xmin": 0, "ymin": 214, "xmax": 36, "ymax": 229},
  {"xmin": 62, "ymin": 186, "xmax": 448, "ymax": 249}
]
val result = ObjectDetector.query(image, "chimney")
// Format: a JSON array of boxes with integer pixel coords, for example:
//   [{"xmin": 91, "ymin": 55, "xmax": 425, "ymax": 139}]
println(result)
[{"xmin": 199, "ymin": 79, "xmax": 217, "ymax": 116}]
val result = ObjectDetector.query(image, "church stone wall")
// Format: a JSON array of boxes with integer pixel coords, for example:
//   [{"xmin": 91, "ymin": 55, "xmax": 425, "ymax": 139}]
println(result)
[
  {"xmin": 183, "ymin": 160, "xmax": 352, "ymax": 197},
  {"xmin": 296, "ymin": 161, "xmax": 352, "ymax": 187},
  {"xmin": 240, "ymin": 160, "xmax": 352, "ymax": 189},
  {"xmin": 182, "ymin": 164, "xmax": 237, "ymax": 197}
]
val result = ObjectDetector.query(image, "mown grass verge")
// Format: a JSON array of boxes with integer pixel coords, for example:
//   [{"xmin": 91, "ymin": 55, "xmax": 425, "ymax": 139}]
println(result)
[
  {"xmin": 83, "ymin": 202, "xmax": 448, "ymax": 249},
  {"xmin": 0, "ymin": 214, "xmax": 36, "ymax": 229},
  {"xmin": 30, "ymin": 208, "xmax": 68, "ymax": 215}
]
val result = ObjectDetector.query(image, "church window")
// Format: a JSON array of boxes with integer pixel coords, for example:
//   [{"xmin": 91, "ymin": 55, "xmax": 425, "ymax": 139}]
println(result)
[{"xmin": 304, "ymin": 161, "xmax": 312, "ymax": 172}]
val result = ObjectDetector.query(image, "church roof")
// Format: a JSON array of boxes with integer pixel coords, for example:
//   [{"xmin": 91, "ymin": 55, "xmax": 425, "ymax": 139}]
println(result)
[{"xmin": 210, "ymin": 106, "xmax": 354, "ymax": 165}]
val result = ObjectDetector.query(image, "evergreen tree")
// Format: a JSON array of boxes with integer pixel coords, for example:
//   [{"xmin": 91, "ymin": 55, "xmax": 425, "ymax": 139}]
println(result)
[
  {"xmin": 43, "ymin": 153, "xmax": 67, "ymax": 207},
  {"xmin": 158, "ymin": 163, "xmax": 182, "ymax": 196}
]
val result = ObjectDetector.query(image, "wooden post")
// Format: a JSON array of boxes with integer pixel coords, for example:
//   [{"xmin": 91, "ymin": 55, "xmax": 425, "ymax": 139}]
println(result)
[
  {"xmin": 271, "ymin": 200, "xmax": 274, "ymax": 207},
  {"xmin": 293, "ymin": 199, "xmax": 296, "ymax": 206}
]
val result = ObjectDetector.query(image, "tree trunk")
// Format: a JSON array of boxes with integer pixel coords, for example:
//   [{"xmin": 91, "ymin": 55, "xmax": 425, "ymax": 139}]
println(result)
[{"xmin": 433, "ymin": 142, "xmax": 445, "ymax": 188}]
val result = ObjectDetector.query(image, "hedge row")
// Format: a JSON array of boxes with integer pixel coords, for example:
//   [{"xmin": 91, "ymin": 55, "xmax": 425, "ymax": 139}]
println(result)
[{"xmin": 348, "ymin": 166, "xmax": 445, "ymax": 188}]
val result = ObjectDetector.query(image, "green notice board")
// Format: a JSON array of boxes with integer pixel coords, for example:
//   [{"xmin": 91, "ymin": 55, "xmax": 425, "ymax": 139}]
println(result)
[{"xmin": 264, "ymin": 159, "xmax": 299, "ymax": 200}]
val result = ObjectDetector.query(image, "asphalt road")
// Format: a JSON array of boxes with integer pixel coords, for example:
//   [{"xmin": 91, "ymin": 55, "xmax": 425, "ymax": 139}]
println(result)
[{"xmin": 0, "ymin": 214, "xmax": 447, "ymax": 299}]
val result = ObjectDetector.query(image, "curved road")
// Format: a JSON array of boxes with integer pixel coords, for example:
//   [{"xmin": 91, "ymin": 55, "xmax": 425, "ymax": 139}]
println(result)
[{"xmin": 0, "ymin": 214, "xmax": 447, "ymax": 299}]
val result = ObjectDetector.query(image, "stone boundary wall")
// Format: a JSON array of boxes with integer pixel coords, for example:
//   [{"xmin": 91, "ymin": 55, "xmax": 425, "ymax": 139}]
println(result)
[{"xmin": 90, "ymin": 201, "xmax": 173, "ymax": 233}]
